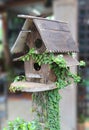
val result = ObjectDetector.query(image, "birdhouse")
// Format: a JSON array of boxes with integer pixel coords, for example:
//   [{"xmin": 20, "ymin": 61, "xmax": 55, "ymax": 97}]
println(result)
[{"xmin": 11, "ymin": 15, "xmax": 79, "ymax": 92}]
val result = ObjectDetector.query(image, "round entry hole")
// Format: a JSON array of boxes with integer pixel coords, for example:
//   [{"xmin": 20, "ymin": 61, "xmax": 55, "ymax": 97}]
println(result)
[{"xmin": 34, "ymin": 63, "xmax": 41, "ymax": 71}]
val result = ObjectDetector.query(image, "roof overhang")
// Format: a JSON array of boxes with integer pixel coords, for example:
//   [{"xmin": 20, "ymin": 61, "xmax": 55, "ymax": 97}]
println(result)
[{"xmin": 11, "ymin": 15, "xmax": 79, "ymax": 54}]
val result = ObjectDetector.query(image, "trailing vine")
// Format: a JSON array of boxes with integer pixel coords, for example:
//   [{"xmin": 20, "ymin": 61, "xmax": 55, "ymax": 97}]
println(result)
[
  {"xmin": 3, "ymin": 117, "xmax": 42, "ymax": 130},
  {"xmin": 32, "ymin": 90, "xmax": 61, "ymax": 130},
  {"xmin": 10, "ymin": 48, "xmax": 85, "ymax": 130},
  {"xmin": 46, "ymin": 89, "xmax": 61, "ymax": 130},
  {"xmin": 9, "ymin": 75, "xmax": 26, "ymax": 93},
  {"xmin": 20, "ymin": 48, "xmax": 83, "ymax": 88}
]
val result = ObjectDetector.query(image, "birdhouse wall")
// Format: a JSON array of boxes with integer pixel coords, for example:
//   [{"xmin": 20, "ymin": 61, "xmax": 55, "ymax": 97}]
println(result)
[
  {"xmin": 24, "ymin": 57, "xmax": 56, "ymax": 83},
  {"xmin": 27, "ymin": 23, "xmax": 46, "ymax": 53}
]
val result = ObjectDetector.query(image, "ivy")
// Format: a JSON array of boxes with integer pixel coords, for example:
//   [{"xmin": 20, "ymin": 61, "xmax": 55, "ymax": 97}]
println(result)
[
  {"xmin": 3, "ymin": 118, "xmax": 42, "ymax": 130},
  {"xmin": 14, "ymin": 75, "xmax": 26, "ymax": 82},
  {"xmin": 79, "ymin": 60, "xmax": 86, "ymax": 66},
  {"xmin": 46, "ymin": 89, "xmax": 61, "ymax": 130},
  {"xmin": 9, "ymin": 85, "xmax": 23, "ymax": 93},
  {"xmin": 9, "ymin": 75, "xmax": 26, "ymax": 92},
  {"xmin": 10, "ymin": 48, "xmax": 85, "ymax": 130},
  {"xmin": 20, "ymin": 48, "xmax": 81, "ymax": 89}
]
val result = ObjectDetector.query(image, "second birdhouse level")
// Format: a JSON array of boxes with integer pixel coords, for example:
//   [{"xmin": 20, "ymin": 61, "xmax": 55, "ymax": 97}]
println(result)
[{"xmin": 11, "ymin": 15, "xmax": 79, "ymax": 90}]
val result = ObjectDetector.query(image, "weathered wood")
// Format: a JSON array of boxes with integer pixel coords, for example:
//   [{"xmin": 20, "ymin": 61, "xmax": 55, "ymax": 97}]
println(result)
[
  {"xmin": 36, "ymin": 29, "xmax": 78, "ymax": 53},
  {"xmin": 32, "ymin": 89, "xmax": 60, "ymax": 130},
  {"xmin": 11, "ymin": 15, "xmax": 79, "ymax": 90},
  {"xmin": 32, "ymin": 92, "xmax": 48, "ymax": 129},
  {"xmin": 11, "ymin": 19, "xmax": 32, "ymax": 54},
  {"xmin": 10, "ymin": 81, "xmax": 56, "ymax": 92},
  {"xmin": 18, "ymin": 14, "xmax": 62, "ymax": 22},
  {"xmin": 33, "ymin": 18, "xmax": 69, "ymax": 32},
  {"xmin": 10, "ymin": 14, "xmax": 79, "ymax": 130},
  {"xmin": 11, "ymin": 15, "xmax": 79, "ymax": 54},
  {"xmin": 32, "ymin": 26, "xmax": 46, "ymax": 53}
]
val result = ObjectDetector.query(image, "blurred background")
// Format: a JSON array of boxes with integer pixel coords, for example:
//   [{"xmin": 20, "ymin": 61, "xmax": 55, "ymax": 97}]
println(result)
[{"xmin": 0, "ymin": 0, "xmax": 89, "ymax": 130}]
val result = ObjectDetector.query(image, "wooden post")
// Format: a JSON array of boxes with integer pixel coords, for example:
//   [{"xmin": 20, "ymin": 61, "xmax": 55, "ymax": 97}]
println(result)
[
  {"xmin": 32, "ymin": 92, "xmax": 48, "ymax": 125},
  {"xmin": 32, "ymin": 89, "xmax": 60, "ymax": 130}
]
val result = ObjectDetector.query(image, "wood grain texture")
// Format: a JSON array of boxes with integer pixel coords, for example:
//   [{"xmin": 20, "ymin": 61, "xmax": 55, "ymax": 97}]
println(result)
[
  {"xmin": 11, "ymin": 81, "xmax": 57, "ymax": 92},
  {"xmin": 11, "ymin": 19, "xmax": 32, "ymax": 54},
  {"xmin": 11, "ymin": 15, "xmax": 79, "ymax": 54}
]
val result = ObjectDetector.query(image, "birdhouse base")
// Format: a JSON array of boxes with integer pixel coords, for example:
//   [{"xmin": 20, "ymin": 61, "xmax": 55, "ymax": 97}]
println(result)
[{"xmin": 10, "ymin": 81, "xmax": 57, "ymax": 92}]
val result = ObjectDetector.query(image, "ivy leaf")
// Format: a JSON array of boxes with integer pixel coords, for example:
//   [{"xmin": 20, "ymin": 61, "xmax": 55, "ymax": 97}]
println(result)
[{"xmin": 79, "ymin": 61, "xmax": 86, "ymax": 66}]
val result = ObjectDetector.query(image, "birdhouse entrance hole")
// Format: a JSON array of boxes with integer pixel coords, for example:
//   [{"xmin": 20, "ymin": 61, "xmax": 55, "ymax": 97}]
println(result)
[
  {"xmin": 34, "ymin": 63, "xmax": 41, "ymax": 71},
  {"xmin": 35, "ymin": 39, "xmax": 42, "ymax": 49}
]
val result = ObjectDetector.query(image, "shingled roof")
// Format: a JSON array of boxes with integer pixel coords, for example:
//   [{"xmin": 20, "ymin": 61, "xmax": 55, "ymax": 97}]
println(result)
[{"xmin": 11, "ymin": 15, "xmax": 79, "ymax": 54}]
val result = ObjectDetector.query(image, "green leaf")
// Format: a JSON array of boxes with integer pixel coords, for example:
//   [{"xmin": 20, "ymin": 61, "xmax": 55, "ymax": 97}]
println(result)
[{"xmin": 79, "ymin": 61, "xmax": 86, "ymax": 66}]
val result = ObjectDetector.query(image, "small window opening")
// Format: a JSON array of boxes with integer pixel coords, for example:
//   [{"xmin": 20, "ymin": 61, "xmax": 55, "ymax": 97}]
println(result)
[
  {"xmin": 35, "ymin": 39, "xmax": 42, "ymax": 48},
  {"xmin": 34, "ymin": 63, "xmax": 41, "ymax": 71}
]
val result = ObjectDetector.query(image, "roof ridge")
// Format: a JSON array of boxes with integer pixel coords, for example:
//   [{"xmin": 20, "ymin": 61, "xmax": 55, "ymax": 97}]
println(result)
[{"xmin": 18, "ymin": 14, "xmax": 68, "ymax": 25}]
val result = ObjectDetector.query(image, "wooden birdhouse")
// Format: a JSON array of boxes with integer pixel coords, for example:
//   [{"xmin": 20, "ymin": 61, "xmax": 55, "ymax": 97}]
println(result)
[{"xmin": 11, "ymin": 15, "xmax": 79, "ymax": 92}]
